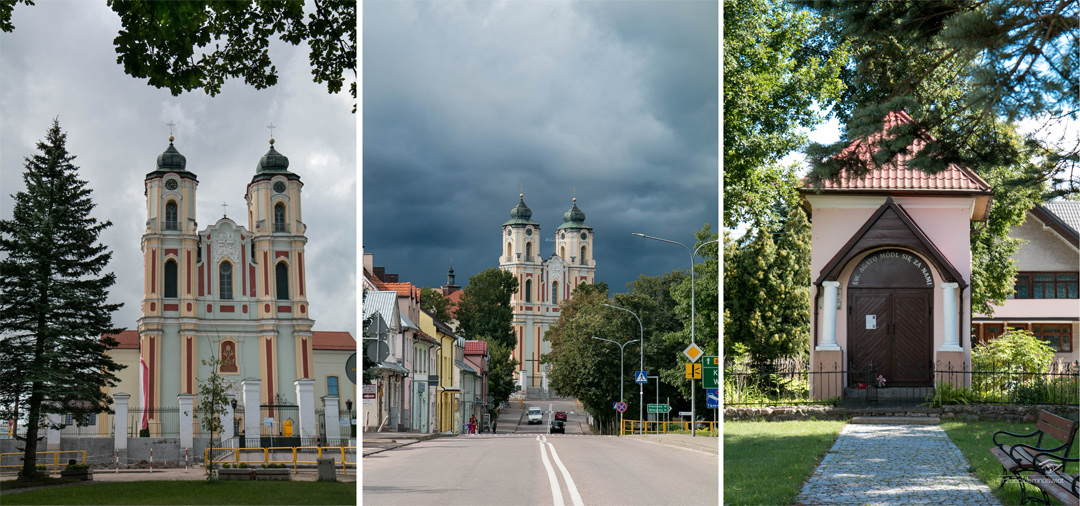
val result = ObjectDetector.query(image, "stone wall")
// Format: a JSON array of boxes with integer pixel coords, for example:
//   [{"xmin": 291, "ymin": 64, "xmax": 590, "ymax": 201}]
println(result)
[
  {"xmin": 725, "ymin": 404, "xmax": 1080, "ymax": 423},
  {"xmin": 59, "ymin": 437, "xmax": 115, "ymax": 464}
]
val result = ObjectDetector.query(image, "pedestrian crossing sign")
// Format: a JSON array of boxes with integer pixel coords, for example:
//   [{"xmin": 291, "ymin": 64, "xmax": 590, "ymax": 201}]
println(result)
[{"xmin": 635, "ymin": 371, "xmax": 648, "ymax": 383}]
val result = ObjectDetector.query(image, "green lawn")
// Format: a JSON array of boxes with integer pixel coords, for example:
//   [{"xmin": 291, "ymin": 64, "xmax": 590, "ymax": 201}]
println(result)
[
  {"xmin": 0, "ymin": 480, "xmax": 356, "ymax": 505},
  {"xmin": 943, "ymin": 419, "xmax": 1080, "ymax": 506},
  {"xmin": 724, "ymin": 419, "xmax": 847, "ymax": 506}
]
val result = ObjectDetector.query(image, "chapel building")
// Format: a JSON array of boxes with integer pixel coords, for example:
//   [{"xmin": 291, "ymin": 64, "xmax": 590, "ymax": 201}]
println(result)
[{"xmin": 499, "ymin": 194, "xmax": 595, "ymax": 389}]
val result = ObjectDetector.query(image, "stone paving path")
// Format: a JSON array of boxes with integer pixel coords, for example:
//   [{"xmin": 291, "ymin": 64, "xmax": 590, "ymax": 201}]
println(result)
[{"xmin": 795, "ymin": 423, "xmax": 1001, "ymax": 505}]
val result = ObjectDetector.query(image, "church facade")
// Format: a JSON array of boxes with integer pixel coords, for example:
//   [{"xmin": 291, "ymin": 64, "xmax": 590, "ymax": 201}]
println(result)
[
  {"xmin": 137, "ymin": 135, "xmax": 315, "ymax": 428},
  {"xmin": 499, "ymin": 195, "xmax": 595, "ymax": 389}
]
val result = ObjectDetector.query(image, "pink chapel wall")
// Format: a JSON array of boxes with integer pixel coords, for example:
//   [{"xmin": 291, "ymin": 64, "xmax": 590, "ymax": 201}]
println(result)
[{"xmin": 807, "ymin": 195, "xmax": 976, "ymax": 376}]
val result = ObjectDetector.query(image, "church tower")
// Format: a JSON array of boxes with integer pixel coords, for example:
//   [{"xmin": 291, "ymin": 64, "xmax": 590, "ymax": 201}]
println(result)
[
  {"xmin": 138, "ymin": 135, "xmax": 201, "ymax": 422},
  {"xmin": 245, "ymin": 137, "xmax": 314, "ymax": 406},
  {"xmin": 499, "ymin": 194, "xmax": 595, "ymax": 389}
]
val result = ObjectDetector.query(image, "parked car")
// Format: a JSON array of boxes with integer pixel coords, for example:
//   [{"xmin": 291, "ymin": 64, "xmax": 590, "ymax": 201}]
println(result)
[
  {"xmin": 528, "ymin": 407, "xmax": 543, "ymax": 424},
  {"xmin": 554, "ymin": 411, "xmax": 568, "ymax": 421},
  {"xmin": 549, "ymin": 420, "xmax": 565, "ymax": 434}
]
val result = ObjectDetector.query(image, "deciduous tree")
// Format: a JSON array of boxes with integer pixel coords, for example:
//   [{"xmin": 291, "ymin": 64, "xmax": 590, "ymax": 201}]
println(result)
[{"xmin": 453, "ymin": 268, "xmax": 518, "ymax": 350}]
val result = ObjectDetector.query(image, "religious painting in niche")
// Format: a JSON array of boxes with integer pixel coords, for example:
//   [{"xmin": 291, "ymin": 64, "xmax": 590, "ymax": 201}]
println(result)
[{"xmin": 219, "ymin": 341, "xmax": 238, "ymax": 373}]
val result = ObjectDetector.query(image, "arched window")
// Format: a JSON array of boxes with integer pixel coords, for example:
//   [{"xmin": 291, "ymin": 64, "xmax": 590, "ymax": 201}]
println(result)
[
  {"xmin": 552, "ymin": 281, "xmax": 559, "ymax": 304},
  {"xmin": 581, "ymin": 245, "xmax": 587, "ymax": 265},
  {"xmin": 525, "ymin": 242, "xmax": 532, "ymax": 261},
  {"xmin": 560, "ymin": 246, "xmax": 565, "ymax": 260},
  {"xmin": 506, "ymin": 242, "xmax": 512, "ymax": 258},
  {"xmin": 219, "ymin": 262, "xmax": 233, "ymax": 300},
  {"xmin": 276, "ymin": 262, "xmax": 290, "ymax": 300},
  {"xmin": 274, "ymin": 203, "xmax": 287, "ymax": 233},
  {"xmin": 164, "ymin": 259, "xmax": 178, "ymax": 298},
  {"xmin": 525, "ymin": 279, "xmax": 532, "ymax": 303},
  {"xmin": 164, "ymin": 201, "xmax": 178, "ymax": 231}
]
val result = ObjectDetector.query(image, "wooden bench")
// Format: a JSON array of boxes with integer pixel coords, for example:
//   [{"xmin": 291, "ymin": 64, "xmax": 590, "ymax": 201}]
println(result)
[
  {"xmin": 991, "ymin": 410, "xmax": 1079, "ymax": 504},
  {"xmin": 1028, "ymin": 452, "xmax": 1078, "ymax": 506}
]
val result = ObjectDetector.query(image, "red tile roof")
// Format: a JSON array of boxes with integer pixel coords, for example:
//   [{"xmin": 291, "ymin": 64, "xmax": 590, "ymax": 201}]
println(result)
[
  {"xmin": 313, "ymin": 331, "xmax": 356, "ymax": 351},
  {"xmin": 102, "ymin": 330, "xmax": 139, "ymax": 349},
  {"xmin": 807, "ymin": 110, "xmax": 992, "ymax": 193},
  {"xmin": 383, "ymin": 282, "xmax": 421, "ymax": 302},
  {"xmin": 445, "ymin": 289, "xmax": 464, "ymax": 318},
  {"xmin": 464, "ymin": 340, "xmax": 487, "ymax": 355}
]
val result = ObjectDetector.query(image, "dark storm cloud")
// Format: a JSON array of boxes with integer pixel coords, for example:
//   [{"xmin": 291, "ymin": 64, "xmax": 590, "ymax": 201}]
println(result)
[
  {"xmin": 362, "ymin": 1, "xmax": 719, "ymax": 294},
  {"xmin": 1, "ymin": 1, "xmax": 356, "ymax": 336}
]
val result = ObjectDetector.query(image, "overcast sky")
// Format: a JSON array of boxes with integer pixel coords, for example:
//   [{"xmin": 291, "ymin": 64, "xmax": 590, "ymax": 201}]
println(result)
[
  {"xmin": 362, "ymin": 1, "xmax": 720, "ymax": 295},
  {"xmin": 0, "ymin": 1, "xmax": 357, "ymax": 336}
]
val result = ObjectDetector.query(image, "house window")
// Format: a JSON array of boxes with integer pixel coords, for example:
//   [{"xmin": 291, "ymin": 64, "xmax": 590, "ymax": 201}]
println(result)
[
  {"xmin": 552, "ymin": 281, "xmax": 559, "ymax": 304},
  {"xmin": 164, "ymin": 260, "xmax": 178, "ymax": 298},
  {"xmin": 64, "ymin": 414, "xmax": 96, "ymax": 426},
  {"xmin": 525, "ymin": 279, "xmax": 532, "ymax": 303},
  {"xmin": 1033, "ymin": 324, "xmax": 1073, "ymax": 352},
  {"xmin": 581, "ymin": 245, "xmax": 587, "ymax": 265},
  {"xmin": 274, "ymin": 203, "xmax": 287, "ymax": 233},
  {"xmin": 327, "ymin": 376, "xmax": 339, "ymax": 397},
  {"xmin": 164, "ymin": 201, "xmax": 178, "ymax": 231},
  {"xmin": 276, "ymin": 262, "xmax": 289, "ymax": 300},
  {"xmin": 219, "ymin": 262, "xmax": 233, "ymax": 300},
  {"xmin": 1015, "ymin": 272, "xmax": 1079, "ymax": 299}
]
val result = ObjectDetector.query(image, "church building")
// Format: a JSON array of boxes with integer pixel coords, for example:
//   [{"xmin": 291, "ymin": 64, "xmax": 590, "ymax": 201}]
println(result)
[
  {"xmin": 499, "ymin": 194, "xmax": 596, "ymax": 389},
  {"xmin": 137, "ymin": 133, "xmax": 315, "ymax": 428}
]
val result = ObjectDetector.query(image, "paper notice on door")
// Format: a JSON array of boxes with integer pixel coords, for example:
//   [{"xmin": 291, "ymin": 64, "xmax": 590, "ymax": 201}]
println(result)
[{"xmin": 866, "ymin": 315, "xmax": 877, "ymax": 330}]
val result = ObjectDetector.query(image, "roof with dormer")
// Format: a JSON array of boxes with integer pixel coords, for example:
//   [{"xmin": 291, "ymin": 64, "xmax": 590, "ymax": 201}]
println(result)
[
  {"xmin": 251, "ymin": 139, "xmax": 300, "ymax": 183},
  {"xmin": 557, "ymin": 198, "xmax": 592, "ymax": 230},
  {"xmin": 146, "ymin": 138, "xmax": 197, "ymax": 180},
  {"xmin": 504, "ymin": 194, "xmax": 540, "ymax": 227}
]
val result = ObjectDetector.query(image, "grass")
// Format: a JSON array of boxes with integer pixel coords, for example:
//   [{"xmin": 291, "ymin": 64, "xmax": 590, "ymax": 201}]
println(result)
[
  {"xmin": 724, "ymin": 419, "xmax": 847, "ymax": 506},
  {"xmin": 943, "ymin": 419, "xmax": 1080, "ymax": 506},
  {"xmin": 0, "ymin": 476, "xmax": 81, "ymax": 490},
  {"xmin": 0, "ymin": 480, "xmax": 356, "ymax": 505}
]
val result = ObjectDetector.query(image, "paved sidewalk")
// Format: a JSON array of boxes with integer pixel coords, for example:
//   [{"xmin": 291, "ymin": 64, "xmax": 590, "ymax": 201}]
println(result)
[
  {"xmin": 623, "ymin": 434, "xmax": 719, "ymax": 455},
  {"xmin": 795, "ymin": 423, "xmax": 1000, "ymax": 506}
]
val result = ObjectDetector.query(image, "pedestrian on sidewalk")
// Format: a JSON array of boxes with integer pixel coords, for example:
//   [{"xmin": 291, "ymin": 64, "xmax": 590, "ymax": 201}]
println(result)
[
  {"xmin": 492, "ymin": 419, "xmax": 497, "ymax": 434},
  {"xmin": 469, "ymin": 415, "xmax": 477, "ymax": 434}
]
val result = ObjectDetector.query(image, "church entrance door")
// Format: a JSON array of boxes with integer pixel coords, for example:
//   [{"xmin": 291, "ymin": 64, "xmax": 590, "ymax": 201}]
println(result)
[{"xmin": 846, "ymin": 249, "xmax": 935, "ymax": 387}]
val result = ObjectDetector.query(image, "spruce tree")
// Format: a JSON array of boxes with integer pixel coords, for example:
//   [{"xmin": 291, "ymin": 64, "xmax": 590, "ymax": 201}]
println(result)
[{"xmin": 0, "ymin": 119, "xmax": 124, "ymax": 481}]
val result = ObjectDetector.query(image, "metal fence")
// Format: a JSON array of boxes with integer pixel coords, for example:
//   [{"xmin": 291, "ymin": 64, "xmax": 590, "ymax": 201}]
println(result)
[
  {"xmin": 316, "ymin": 409, "xmax": 355, "ymax": 445},
  {"xmin": 128, "ymin": 407, "xmax": 180, "ymax": 437},
  {"xmin": 724, "ymin": 359, "xmax": 1080, "ymax": 408},
  {"xmin": 59, "ymin": 413, "xmax": 113, "ymax": 437}
]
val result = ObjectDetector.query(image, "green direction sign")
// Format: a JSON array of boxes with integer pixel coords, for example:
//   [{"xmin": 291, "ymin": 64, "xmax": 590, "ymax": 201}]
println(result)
[
  {"xmin": 703, "ymin": 355, "xmax": 720, "ymax": 389},
  {"xmin": 647, "ymin": 404, "xmax": 671, "ymax": 414}
]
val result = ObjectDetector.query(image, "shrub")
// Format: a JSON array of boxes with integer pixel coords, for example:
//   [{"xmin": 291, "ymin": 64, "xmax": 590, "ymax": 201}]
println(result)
[
  {"xmin": 925, "ymin": 381, "xmax": 976, "ymax": 408},
  {"xmin": 237, "ymin": 462, "xmax": 249, "ymax": 468},
  {"xmin": 64, "ymin": 463, "xmax": 89, "ymax": 471},
  {"xmin": 139, "ymin": 428, "xmax": 149, "ymax": 438},
  {"xmin": 971, "ymin": 329, "xmax": 1056, "ymax": 396},
  {"xmin": 222, "ymin": 463, "xmax": 231, "ymax": 469}
]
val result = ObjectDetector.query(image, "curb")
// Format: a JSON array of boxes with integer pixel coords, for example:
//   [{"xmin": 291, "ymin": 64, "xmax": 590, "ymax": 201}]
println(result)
[
  {"xmin": 362, "ymin": 432, "xmax": 450, "ymax": 457},
  {"xmin": 850, "ymin": 416, "xmax": 940, "ymax": 425}
]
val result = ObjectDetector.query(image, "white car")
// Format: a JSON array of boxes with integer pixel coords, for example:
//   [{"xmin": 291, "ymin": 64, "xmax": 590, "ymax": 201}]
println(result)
[{"xmin": 527, "ymin": 407, "xmax": 543, "ymax": 424}]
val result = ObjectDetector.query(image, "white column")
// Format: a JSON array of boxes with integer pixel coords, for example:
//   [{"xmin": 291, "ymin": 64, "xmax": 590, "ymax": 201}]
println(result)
[
  {"xmin": 113, "ymin": 393, "xmax": 130, "ymax": 460},
  {"xmin": 939, "ymin": 282, "xmax": 962, "ymax": 352},
  {"xmin": 46, "ymin": 413, "xmax": 60, "ymax": 451},
  {"xmin": 817, "ymin": 281, "xmax": 842, "ymax": 351},
  {"xmin": 295, "ymin": 379, "xmax": 317, "ymax": 441},
  {"xmin": 323, "ymin": 396, "xmax": 341, "ymax": 444},
  {"xmin": 242, "ymin": 378, "xmax": 261, "ymax": 447},
  {"xmin": 220, "ymin": 396, "xmax": 235, "ymax": 445},
  {"xmin": 178, "ymin": 393, "xmax": 195, "ymax": 450}
]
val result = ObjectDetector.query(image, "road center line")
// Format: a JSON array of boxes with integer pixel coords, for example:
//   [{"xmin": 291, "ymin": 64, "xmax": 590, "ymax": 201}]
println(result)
[
  {"xmin": 543, "ymin": 439, "xmax": 584, "ymax": 506},
  {"xmin": 538, "ymin": 436, "xmax": 564, "ymax": 506}
]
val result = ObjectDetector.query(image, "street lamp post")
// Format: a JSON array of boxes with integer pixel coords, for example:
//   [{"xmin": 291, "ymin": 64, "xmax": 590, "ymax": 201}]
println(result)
[
  {"xmin": 592, "ymin": 336, "xmax": 638, "ymax": 436},
  {"xmin": 632, "ymin": 233, "xmax": 719, "ymax": 437},
  {"xmin": 602, "ymin": 303, "xmax": 644, "ymax": 435}
]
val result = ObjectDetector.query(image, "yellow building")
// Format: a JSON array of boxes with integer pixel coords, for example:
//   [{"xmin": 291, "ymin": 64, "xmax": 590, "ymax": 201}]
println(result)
[{"xmin": 420, "ymin": 308, "xmax": 461, "ymax": 433}]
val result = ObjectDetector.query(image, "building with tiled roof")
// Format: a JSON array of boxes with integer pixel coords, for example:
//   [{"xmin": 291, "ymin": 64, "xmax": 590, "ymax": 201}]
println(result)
[
  {"xmin": 973, "ymin": 201, "xmax": 1079, "ymax": 362},
  {"xmin": 800, "ymin": 110, "xmax": 992, "ymax": 399}
]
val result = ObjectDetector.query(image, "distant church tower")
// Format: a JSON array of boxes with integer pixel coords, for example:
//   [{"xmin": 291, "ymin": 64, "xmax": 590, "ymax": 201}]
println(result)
[
  {"xmin": 137, "ymin": 132, "xmax": 314, "ymax": 431},
  {"xmin": 499, "ymin": 194, "xmax": 595, "ymax": 389}
]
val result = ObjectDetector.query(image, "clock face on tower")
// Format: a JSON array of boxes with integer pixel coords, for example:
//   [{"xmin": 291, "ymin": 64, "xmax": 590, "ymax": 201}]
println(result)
[
  {"xmin": 525, "ymin": 228, "xmax": 532, "ymax": 236},
  {"xmin": 273, "ymin": 181, "xmax": 286, "ymax": 193},
  {"xmin": 165, "ymin": 179, "xmax": 178, "ymax": 191},
  {"xmin": 580, "ymin": 232, "xmax": 587, "ymax": 240}
]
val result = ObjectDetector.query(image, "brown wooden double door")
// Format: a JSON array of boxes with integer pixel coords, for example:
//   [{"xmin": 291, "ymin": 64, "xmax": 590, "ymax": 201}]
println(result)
[{"xmin": 848, "ymin": 289, "xmax": 933, "ymax": 387}]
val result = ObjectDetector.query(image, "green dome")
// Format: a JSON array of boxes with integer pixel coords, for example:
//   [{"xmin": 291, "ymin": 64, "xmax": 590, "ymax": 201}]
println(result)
[
  {"xmin": 503, "ymin": 194, "xmax": 539, "ymax": 227},
  {"xmin": 146, "ymin": 137, "xmax": 196, "ymax": 180},
  {"xmin": 557, "ymin": 198, "xmax": 592, "ymax": 230},
  {"xmin": 251, "ymin": 139, "xmax": 300, "ymax": 183}
]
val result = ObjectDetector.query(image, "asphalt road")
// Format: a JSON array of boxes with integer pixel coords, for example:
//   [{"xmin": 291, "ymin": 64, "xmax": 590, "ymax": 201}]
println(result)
[{"xmin": 363, "ymin": 399, "xmax": 718, "ymax": 506}]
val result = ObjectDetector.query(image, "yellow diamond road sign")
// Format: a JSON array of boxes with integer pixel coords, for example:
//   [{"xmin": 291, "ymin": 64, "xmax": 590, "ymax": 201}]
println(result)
[{"xmin": 683, "ymin": 343, "xmax": 703, "ymax": 363}]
